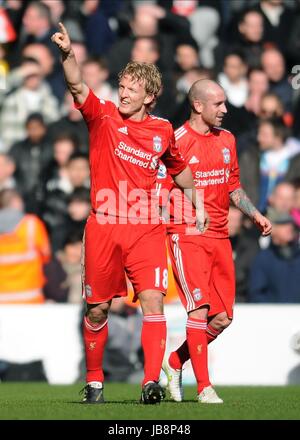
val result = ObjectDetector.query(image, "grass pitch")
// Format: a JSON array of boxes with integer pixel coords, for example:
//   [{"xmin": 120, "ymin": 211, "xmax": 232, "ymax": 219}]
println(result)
[{"xmin": 0, "ymin": 383, "xmax": 299, "ymax": 420}]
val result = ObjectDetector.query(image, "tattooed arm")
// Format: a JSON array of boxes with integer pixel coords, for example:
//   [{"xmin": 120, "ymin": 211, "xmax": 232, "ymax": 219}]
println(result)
[{"xmin": 230, "ymin": 188, "xmax": 272, "ymax": 236}]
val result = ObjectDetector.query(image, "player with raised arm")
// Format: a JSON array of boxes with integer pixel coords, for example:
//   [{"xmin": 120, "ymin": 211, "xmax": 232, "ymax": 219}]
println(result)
[
  {"xmin": 161, "ymin": 79, "xmax": 272, "ymax": 403},
  {"xmin": 51, "ymin": 23, "xmax": 209, "ymax": 405}
]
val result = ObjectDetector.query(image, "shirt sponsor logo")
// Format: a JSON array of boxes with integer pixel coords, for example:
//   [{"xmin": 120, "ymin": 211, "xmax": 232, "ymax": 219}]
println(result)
[
  {"xmin": 222, "ymin": 148, "xmax": 230, "ymax": 164},
  {"xmin": 157, "ymin": 163, "xmax": 167, "ymax": 179},
  {"xmin": 153, "ymin": 135, "xmax": 162, "ymax": 152},
  {"xmin": 149, "ymin": 155, "xmax": 159, "ymax": 170},
  {"xmin": 193, "ymin": 288, "xmax": 202, "ymax": 301},
  {"xmin": 85, "ymin": 285, "xmax": 92, "ymax": 297},
  {"xmin": 194, "ymin": 168, "xmax": 226, "ymax": 186},
  {"xmin": 189, "ymin": 155, "xmax": 199, "ymax": 164},
  {"xmin": 225, "ymin": 168, "xmax": 230, "ymax": 183},
  {"xmin": 114, "ymin": 141, "xmax": 156, "ymax": 169},
  {"xmin": 118, "ymin": 126, "xmax": 128, "ymax": 135}
]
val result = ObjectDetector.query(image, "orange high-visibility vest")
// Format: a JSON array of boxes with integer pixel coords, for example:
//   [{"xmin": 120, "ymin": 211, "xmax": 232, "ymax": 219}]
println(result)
[{"xmin": 0, "ymin": 214, "xmax": 51, "ymax": 304}]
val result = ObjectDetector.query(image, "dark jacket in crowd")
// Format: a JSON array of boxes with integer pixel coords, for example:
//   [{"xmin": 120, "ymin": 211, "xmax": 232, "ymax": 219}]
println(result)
[{"xmin": 248, "ymin": 243, "xmax": 300, "ymax": 303}]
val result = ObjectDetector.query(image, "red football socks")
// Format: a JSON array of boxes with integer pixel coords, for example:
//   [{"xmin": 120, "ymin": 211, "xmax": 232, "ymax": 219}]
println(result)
[
  {"xmin": 169, "ymin": 340, "xmax": 190, "ymax": 370},
  {"xmin": 169, "ymin": 323, "xmax": 223, "ymax": 369},
  {"xmin": 206, "ymin": 323, "xmax": 223, "ymax": 343},
  {"xmin": 83, "ymin": 316, "xmax": 108, "ymax": 383},
  {"xmin": 186, "ymin": 318, "xmax": 210, "ymax": 393},
  {"xmin": 141, "ymin": 314, "xmax": 166, "ymax": 385}
]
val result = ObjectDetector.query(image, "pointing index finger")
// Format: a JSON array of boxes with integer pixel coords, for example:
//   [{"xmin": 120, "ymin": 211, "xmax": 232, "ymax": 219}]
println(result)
[{"xmin": 58, "ymin": 22, "xmax": 67, "ymax": 35}]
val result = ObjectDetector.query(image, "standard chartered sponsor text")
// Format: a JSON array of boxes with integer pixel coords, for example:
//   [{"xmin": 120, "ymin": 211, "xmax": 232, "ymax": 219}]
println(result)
[
  {"xmin": 194, "ymin": 168, "xmax": 225, "ymax": 186},
  {"xmin": 115, "ymin": 141, "xmax": 153, "ymax": 168}
]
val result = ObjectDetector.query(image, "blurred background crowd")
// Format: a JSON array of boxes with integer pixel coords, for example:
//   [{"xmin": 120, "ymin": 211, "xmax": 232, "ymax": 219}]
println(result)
[{"xmin": 1, "ymin": 0, "xmax": 300, "ymax": 309}]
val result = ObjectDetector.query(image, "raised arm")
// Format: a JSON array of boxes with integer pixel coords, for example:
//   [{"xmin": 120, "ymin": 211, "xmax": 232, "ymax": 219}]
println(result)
[
  {"xmin": 51, "ymin": 22, "xmax": 89, "ymax": 105},
  {"xmin": 230, "ymin": 187, "xmax": 272, "ymax": 236},
  {"xmin": 173, "ymin": 166, "xmax": 210, "ymax": 233}
]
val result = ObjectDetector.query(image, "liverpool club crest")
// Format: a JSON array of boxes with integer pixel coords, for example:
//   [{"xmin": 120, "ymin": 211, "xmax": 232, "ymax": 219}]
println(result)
[
  {"xmin": 153, "ymin": 136, "xmax": 162, "ymax": 152},
  {"xmin": 222, "ymin": 148, "xmax": 230, "ymax": 164}
]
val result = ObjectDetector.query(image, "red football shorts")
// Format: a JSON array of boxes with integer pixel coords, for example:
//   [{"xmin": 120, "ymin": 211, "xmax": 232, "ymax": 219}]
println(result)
[
  {"xmin": 167, "ymin": 233, "xmax": 235, "ymax": 318},
  {"xmin": 82, "ymin": 213, "xmax": 168, "ymax": 304}
]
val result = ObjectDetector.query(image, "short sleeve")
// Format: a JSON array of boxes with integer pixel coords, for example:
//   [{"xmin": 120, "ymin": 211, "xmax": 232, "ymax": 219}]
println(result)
[
  {"xmin": 228, "ymin": 135, "xmax": 241, "ymax": 193},
  {"xmin": 74, "ymin": 88, "xmax": 116, "ymax": 124},
  {"xmin": 161, "ymin": 128, "xmax": 187, "ymax": 176}
]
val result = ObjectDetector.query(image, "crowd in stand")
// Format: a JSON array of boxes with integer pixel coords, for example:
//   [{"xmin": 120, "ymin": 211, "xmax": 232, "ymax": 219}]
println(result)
[{"xmin": 1, "ymin": 0, "xmax": 300, "ymax": 305}]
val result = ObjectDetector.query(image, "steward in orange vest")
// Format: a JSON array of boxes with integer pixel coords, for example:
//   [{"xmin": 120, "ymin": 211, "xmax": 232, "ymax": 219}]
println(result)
[{"xmin": 0, "ymin": 189, "xmax": 51, "ymax": 304}]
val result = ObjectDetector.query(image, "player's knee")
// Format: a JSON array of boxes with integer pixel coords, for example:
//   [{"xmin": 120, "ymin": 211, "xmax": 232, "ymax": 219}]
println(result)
[
  {"xmin": 211, "ymin": 313, "xmax": 232, "ymax": 331},
  {"xmin": 139, "ymin": 290, "xmax": 164, "ymax": 315},
  {"xmin": 87, "ymin": 302, "xmax": 110, "ymax": 323},
  {"xmin": 189, "ymin": 305, "xmax": 209, "ymax": 320}
]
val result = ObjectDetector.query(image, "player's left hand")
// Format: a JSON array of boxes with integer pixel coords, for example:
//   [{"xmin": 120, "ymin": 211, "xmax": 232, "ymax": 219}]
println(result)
[
  {"xmin": 253, "ymin": 212, "xmax": 272, "ymax": 236},
  {"xmin": 196, "ymin": 208, "xmax": 210, "ymax": 233}
]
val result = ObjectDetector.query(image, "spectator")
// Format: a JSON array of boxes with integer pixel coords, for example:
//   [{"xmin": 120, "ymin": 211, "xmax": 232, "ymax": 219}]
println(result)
[
  {"xmin": 174, "ymin": 37, "xmax": 200, "ymax": 79},
  {"xmin": 237, "ymin": 92, "xmax": 290, "ymax": 155},
  {"xmin": 257, "ymin": 120, "xmax": 300, "ymax": 211},
  {"xmin": 66, "ymin": 187, "xmax": 90, "ymax": 237},
  {"xmin": 262, "ymin": 180, "xmax": 297, "ymax": 249},
  {"xmin": 291, "ymin": 179, "xmax": 300, "ymax": 228},
  {"xmin": 240, "ymin": 117, "xmax": 300, "ymax": 212},
  {"xmin": 57, "ymin": 230, "xmax": 83, "ymax": 304},
  {"xmin": 261, "ymin": 47, "xmax": 293, "ymax": 111},
  {"xmin": 41, "ymin": 133, "xmax": 80, "ymax": 251},
  {"xmin": 248, "ymin": 210, "xmax": 300, "ymax": 303},
  {"xmin": 20, "ymin": 1, "xmax": 58, "ymax": 59},
  {"xmin": 218, "ymin": 51, "xmax": 249, "ymax": 108},
  {"xmin": 81, "ymin": 57, "xmax": 118, "ymax": 105},
  {"xmin": 0, "ymin": 56, "xmax": 41, "ymax": 110},
  {"xmin": 228, "ymin": 205, "xmax": 260, "ymax": 302},
  {"xmin": 70, "ymin": 40, "xmax": 88, "ymax": 67},
  {"xmin": 268, "ymin": 181, "xmax": 296, "ymax": 215},
  {"xmin": 9, "ymin": 112, "xmax": 53, "ymax": 214},
  {"xmin": 108, "ymin": 2, "xmax": 191, "ymax": 83},
  {"xmin": 47, "ymin": 91, "xmax": 88, "ymax": 152},
  {"xmin": 0, "ymin": 189, "xmax": 51, "ymax": 304},
  {"xmin": 42, "ymin": 150, "xmax": 89, "ymax": 252},
  {"xmin": 286, "ymin": 0, "xmax": 300, "ymax": 67},
  {"xmin": 131, "ymin": 36, "xmax": 160, "ymax": 65},
  {"xmin": 22, "ymin": 42, "xmax": 66, "ymax": 102},
  {"xmin": 171, "ymin": 67, "xmax": 214, "ymax": 128},
  {"xmin": 43, "ymin": 132, "xmax": 79, "ymax": 194},
  {"xmin": 0, "ymin": 57, "xmax": 60, "ymax": 150},
  {"xmin": 44, "ymin": 230, "xmax": 83, "ymax": 304},
  {"xmin": 253, "ymin": 0, "xmax": 294, "ymax": 55},
  {"xmin": 78, "ymin": 0, "xmax": 116, "ymax": 57},
  {"xmin": 159, "ymin": 0, "xmax": 220, "ymax": 68},
  {"xmin": 129, "ymin": 35, "xmax": 176, "ymax": 119},
  {"xmin": 41, "ymin": 0, "xmax": 84, "ymax": 43},
  {"xmin": 67, "ymin": 153, "xmax": 90, "ymax": 191},
  {"xmin": 0, "ymin": 153, "xmax": 16, "ymax": 191},
  {"xmin": 220, "ymin": 51, "xmax": 257, "ymax": 137},
  {"xmin": 245, "ymin": 68, "xmax": 269, "ymax": 116},
  {"xmin": 236, "ymin": 9, "xmax": 265, "ymax": 69}
]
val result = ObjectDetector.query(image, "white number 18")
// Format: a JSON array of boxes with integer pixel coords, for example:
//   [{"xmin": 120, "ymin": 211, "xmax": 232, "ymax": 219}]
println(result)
[{"xmin": 155, "ymin": 267, "xmax": 168, "ymax": 289}]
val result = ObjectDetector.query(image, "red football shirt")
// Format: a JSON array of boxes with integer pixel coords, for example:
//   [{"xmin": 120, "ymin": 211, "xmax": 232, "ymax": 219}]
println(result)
[
  {"xmin": 160, "ymin": 121, "xmax": 241, "ymax": 237},
  {"xmin": 75, "ymin": 89, "xmax": 186, "ymax": 221}
]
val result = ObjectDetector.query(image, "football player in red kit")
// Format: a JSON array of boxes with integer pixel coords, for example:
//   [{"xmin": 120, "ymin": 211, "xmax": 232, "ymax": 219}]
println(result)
[
  {"xmin": 51, "ymin": 23, "xmax": 209, "ymax": 405},
  {"xmin": 160, "ymin": 79, "xmax": 272, "ymax": 403}
]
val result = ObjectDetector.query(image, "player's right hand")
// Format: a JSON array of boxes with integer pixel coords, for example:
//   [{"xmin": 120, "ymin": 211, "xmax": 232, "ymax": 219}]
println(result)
[
  {"xmin": 196, "ymin": 208, "xmax": 210, "ymax": 233},
  {"xmin": 51, "ymin": 22, "xmax": 71, "ymax": 54}
]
